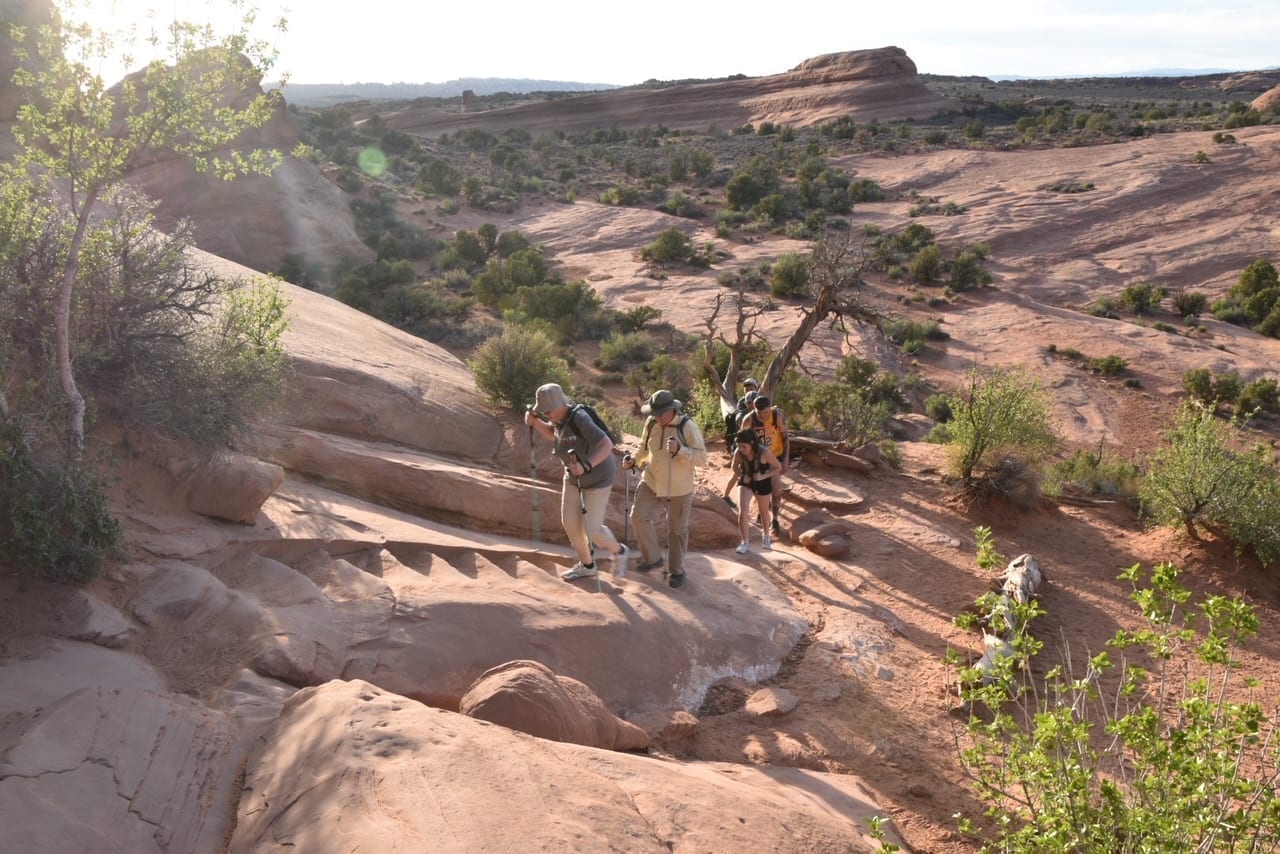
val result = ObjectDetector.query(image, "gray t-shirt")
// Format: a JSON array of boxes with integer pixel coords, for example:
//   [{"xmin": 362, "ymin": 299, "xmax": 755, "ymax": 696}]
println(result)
[{"xmin": 554, "ymin": 407, "xmax": 617, "ymax": 490}]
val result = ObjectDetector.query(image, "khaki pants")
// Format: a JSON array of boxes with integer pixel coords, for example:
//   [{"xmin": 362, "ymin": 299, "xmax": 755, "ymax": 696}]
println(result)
[
  {"xmin": 561, "ymin": 476, "xmax": 620, "ymax": 565},
  {"xmin": 630, "ymin": 481, "xmax": 692, "ymax": 575}
]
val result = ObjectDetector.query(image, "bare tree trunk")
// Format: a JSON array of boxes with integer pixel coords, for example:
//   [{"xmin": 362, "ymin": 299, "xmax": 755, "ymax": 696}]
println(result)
[{"xmin": 57, "ymin": 190, "xmax": 98, "ymax": 460}]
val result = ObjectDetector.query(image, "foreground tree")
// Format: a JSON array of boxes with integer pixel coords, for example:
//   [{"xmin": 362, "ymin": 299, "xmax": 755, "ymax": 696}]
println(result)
[
  {"xmin": 8, "ymin": 0, "xmax": 289, "ymax": 457},
  {"xmin": 951, "ymin": 559, "xmax": 1280, "ymax": 851}
]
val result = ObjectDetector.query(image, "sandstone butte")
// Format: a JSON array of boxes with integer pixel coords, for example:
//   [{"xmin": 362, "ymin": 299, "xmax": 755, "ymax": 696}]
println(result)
[{"xmin": 4, "ymin": 28, "xmax": 1280, "ymax": 854}]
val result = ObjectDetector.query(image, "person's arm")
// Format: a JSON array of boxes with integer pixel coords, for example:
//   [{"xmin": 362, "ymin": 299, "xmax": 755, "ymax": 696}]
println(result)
[
  {"xmin": 722, "ymin": 453, "xmax": 740, "ymax": 498},
  {"xmin": 676, "ymin": 419, "xmax": 709, "ymax": 467},
  {"xmin": 762, "ymin": 448, "xmax": 783, "ymax": 481},
  {"xmin": 624, "ymin": 419, "xmax": 654, "ymax": 472},
  {"xmin": 524, "ymin": 408, "xmax": 555, "ymax": 442},
  {"xmin": 776, "ymin": 409, "xmax": 790, "ymax": 471}
]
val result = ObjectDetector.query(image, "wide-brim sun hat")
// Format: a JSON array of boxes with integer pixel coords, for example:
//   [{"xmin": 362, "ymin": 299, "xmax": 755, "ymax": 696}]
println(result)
[
  {"xmin": 743, "ymin": 377, "xmax": 759, "ymax": 389},
  {"xmin": 534, "ymin": 383, "xmax": 571, "ymax": 414},
  {"xmin": 641, "ymin": 389, "xmax": 682, "ymax": 415}
]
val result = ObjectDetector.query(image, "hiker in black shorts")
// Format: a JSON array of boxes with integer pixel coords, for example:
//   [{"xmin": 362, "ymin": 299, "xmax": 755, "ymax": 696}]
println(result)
[{"xmin": 724, "ymin": 428, "xmax": 782, "ymax": 554}]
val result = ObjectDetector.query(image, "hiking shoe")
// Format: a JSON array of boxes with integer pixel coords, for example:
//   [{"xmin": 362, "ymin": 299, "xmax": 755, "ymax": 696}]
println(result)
[
  {"xmin": 561, "ymin": 562, "xmax": 597, "ymax": 581},
  {"xmin": 613, "ymin": 545, "xmax": 629, "ymax": 578},
  {"xmin": 668, "ymin": 571, "xmax": 686, "ymax": 589},
  {"xmin": 762, "ymin": 535, "xmax": 772, "ymax": 551},
  {"xmin": 722, "ymin": 495, "xmax": 737, "ymax": 511},
  {"xmin": 735, "ymin": 541, "xmax": 750, "ymax": 555},
  {"xmin": 635, "ymin": 558, "xmax": 663, "ymax": 573},
  {"xmin": 771, "ymin": 520, "xmax": 782, "ymax": 536}
]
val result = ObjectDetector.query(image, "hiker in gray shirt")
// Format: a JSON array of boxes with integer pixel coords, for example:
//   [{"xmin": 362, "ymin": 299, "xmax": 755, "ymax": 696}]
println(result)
[{"xmin": 525, "ymin": 383, "xmax": 628, "ymax": 581}]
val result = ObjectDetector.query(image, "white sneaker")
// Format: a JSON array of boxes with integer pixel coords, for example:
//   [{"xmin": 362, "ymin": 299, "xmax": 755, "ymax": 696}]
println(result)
[
  {"xmin": 561, "ymin": 562, "xmax": 597, "ymax": 581},
  {"xmin": 613, "ymin": 545, "xmax": 629, "ymax": 578},
  {"xmin": 735, "ymin": 541, "xmax": 750, "ymax": 555},
  {"xmin": 762, "ymin": 535, "xmax": 772, "ymax": 551}
]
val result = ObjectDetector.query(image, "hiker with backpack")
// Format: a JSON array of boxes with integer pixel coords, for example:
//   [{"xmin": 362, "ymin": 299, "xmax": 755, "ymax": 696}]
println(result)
[
  {"xmin": 742, "ymin": 394, "xmax": 789, "ymax": 537},
  {"xmin": 622, "ymin": 389, "xmax": 707, "ymax": 588},
  {"xmin": 724, "ymin": 428, "xmax": 783, "ymax": 554},
  {"xmin": 720, "ymin": 376, "xmax": 761, "ymax": 510},
  {"xmin": 524, "ymin": 383, "xmax": 629, "ymax": 582}
]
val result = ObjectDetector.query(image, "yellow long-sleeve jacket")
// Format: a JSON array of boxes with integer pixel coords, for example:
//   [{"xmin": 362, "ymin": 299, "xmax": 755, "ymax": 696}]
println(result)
[{"xmin": 634, "ymin": 413, "xmax": 707, "ymax": 498}]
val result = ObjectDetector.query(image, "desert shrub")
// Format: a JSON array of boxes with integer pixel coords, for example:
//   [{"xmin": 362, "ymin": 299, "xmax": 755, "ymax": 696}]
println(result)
[
  {"xmin": 1043, "ymin": 443, "xmax": 1140, "ymax": 497},
  {"xmin": 1182, "ymin": 368, "xmax": 1216, "ymax": 405},
  {"xmin": 1088, "ymin": 354, "xmax": 1127, "ymax": 375},
  {"xmin": 1119, "ymin": 282, "xmax": 1167, "ymax": 315},
  {"xmin": 509, "ymin": 280, "xmax": 605, "ymax": 344},
  {"xmin": 944, "ymin": 366, "xmax": 1057, "ymax": 486},
  {"xmin": 617, "ymin": 305, "xmax": 662, "ymax": 333},
  {"xmin": 597, "ymin": 332, "xmax": 655, "ymax": 371},
  {"xmin": 417, "ymin": 158, "xmax": 462, "ymax": 196},
  {"xmin": 600, "ymin": 185, "xmax": 639, "ymax": 206},
  {"xmin": 1087, "ymin": 296, "xmax": 1121, "ymax": 319},
  {"xmin": 1238, "ymin": 377, "xmax": 1280, "ymax": 416},
  {"xmin": 948, "ymin": 248, "xmax": 992, "ymax": 292},
  {"xmin": 470, "ymin": 326, "xmax": 570, "ymax": 412},
  {"xmin": 1171, "ymin": 289, "xmax": 1207, "ymax": 318},
  {"xmin": 131, "ymin": 277, "xmax": 292, "ymax": 446},
  {"xmin": 1210, "ymin": 297, "xmax": 1252, "ymax": 326},
  {"xmin": 925, "ymin": 393, "xmax": 953, "ymax": 423},
  {"xmin": 909, "ymin": 245, "xmax": 943, "ymax": 285},
  {"xmin": 494, "ymin": 230, "xmax": 532, "ymax": 258},
  {"xmin": 659, "ymin": 190, "xmax": 701, "ymax": 219},
  {"xmin": 1141, "ymin": 402, "xmax": 1280, "ymax": 564},
  {"xmin": 805, "ymin": 382, "xmax": 891, "ymax": 445},
  {"xmin": 0, "ymin": 427, "xmax": 121, "ymax": 583},
  {"xmin": 881, "ymin": 318, "xmax": 946, "ymax": 353},
  {"xmin": 770, "ymin": 251, "xmax": 809, "ymax": 297},
  {"xmin": 642, "ymin": 227, "xmax": 694, "ymax": 265},
  {"xmin": 951, "ymin": 558, "xmax": 1280, "ymax": 850}
]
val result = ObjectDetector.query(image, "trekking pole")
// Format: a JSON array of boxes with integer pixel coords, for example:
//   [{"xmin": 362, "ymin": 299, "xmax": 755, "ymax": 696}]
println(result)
[
  {"xmin": 622, "ymin": 463, "xmax": 631, "ymax": 546},
  {"xmin": 527, "ymin": 411, "xmax": 541, "ymax": 543},
  {"xmin": 571, "ymin": 451, "xmax": 602, "ymax": 593},
  {"xmin": 664, "ymin": 427, "xmax": 674, "ymax": 580}
]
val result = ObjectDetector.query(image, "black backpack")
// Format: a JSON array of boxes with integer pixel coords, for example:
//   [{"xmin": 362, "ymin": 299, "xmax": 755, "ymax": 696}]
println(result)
[
  {"xmin": 567, "ymin": 403, "xmax": 620, "ymax": 445},
  {"xmin": 724, "ymin": 394, "xmax": 754, "ymax": 440}
]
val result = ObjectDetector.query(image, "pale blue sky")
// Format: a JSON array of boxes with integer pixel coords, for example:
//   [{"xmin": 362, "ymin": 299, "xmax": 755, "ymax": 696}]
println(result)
[{"xmin": 71, "ymin": 0, "xmax": 1279, "ymax": 85}]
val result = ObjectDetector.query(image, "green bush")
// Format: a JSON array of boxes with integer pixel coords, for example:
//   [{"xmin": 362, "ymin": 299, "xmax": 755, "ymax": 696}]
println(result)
[
  {"xmin": 1171, "ymin": 289, "xmax": 1207, "ymax": 318},
  {"xmin": 597, "ymin": 331, "xmax": 656, "ymax": 371},
  {"xmin": 0, "ymin": 432, "xmax": 121, "ymax": 584},
  {"xmin": 1140, "ymin": 402, "xmax": 1280, "ymax": 564},
  {"xmin": 1043, "ymin": 444, "xmax": 1140, "ymax": 497},
  {"xmin": 1119, "ymin": 282, "xmax": 1167, "ymax": 315},
  {"xmin": 924, "ymin": 393, "xmax": 953, "ymax": 422},
  {"xmin": 951, "ymin": 558, "xmax": 1280, "ymax": 850},
  {"xmin": 909, "ymin": 245, "xmax": 943, "ymax": 285},
  {"xmin": 1088, "ymin": 354, "xmax": 1127, "ymax": 375},
  {"xmin": 642, "ymin": 227, "xmax": 694, "ymax": 265},
  {"xmin": 470, "ymin": 327, "xmax": 571, "ymax": 412},
  {"xmin": 945, "ymin": 367, "xmax": 1057, "ymax": 485},
  {"xmin": 770, "ymin": 251, "xmax": 809, "ymax": 297}
]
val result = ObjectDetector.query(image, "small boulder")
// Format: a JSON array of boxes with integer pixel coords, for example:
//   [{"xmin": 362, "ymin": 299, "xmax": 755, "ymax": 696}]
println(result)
[
  {"xmin": 459, "ymin": 660, "xmax": 649, "ymax": 752},
  {"xmin": 745, "ymin": 686, "xmax": 799, "ymax": 717},
  {"xmin": 185, "ymin": 452, "xmax": 283, "ymax": 524}
]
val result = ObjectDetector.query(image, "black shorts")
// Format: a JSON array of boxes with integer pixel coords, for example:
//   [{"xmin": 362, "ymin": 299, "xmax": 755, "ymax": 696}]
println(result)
[{"xmin": 742, "ymin": 477, "xmax": 772, "ymax": 496}]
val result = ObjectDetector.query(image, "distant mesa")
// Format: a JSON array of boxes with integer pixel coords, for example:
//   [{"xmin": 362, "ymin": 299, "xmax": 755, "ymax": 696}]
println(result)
[{"xmin": 384, "ymin": 46, "xmax": 957, "ymax": 138}]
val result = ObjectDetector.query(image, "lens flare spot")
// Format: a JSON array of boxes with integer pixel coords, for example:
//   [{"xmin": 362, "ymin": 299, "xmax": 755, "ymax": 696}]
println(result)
[{"xmin": 358, "ymin": 147, "xmax": 387, "ymax": 177}]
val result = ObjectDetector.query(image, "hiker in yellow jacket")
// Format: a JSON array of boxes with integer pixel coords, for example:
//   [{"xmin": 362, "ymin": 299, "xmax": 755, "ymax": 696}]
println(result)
[{"xmin": 622, "ymin": 390, "xmax": 707, "ymax": 588}]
